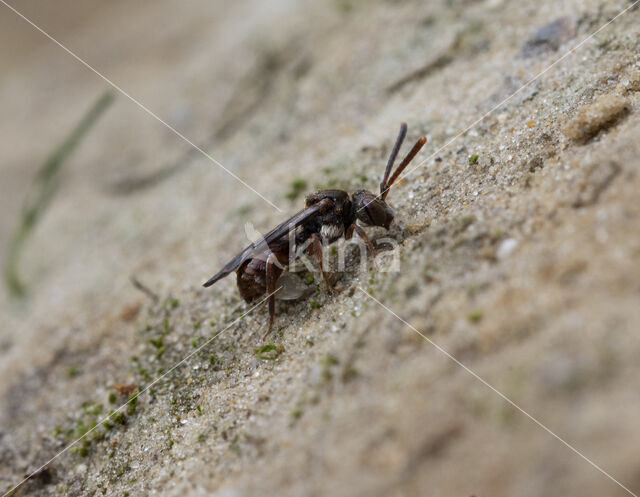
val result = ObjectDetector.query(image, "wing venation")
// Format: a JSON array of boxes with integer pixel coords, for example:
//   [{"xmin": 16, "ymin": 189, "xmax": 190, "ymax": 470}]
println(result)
[{"xmin": 202, "ymin": 198, "xmax": 332, "ymax": 287}]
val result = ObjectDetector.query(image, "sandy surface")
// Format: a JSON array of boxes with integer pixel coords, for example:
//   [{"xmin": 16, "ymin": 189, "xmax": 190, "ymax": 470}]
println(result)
[{"xmin": 1, "ymin": 0, "xmax": 639, "ymax": 495}]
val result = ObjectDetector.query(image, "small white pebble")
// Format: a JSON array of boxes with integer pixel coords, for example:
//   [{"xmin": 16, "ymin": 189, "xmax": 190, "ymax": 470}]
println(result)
[{"xmin": 497, "ymin": 238, "xmax": 518, "ymax": 259}]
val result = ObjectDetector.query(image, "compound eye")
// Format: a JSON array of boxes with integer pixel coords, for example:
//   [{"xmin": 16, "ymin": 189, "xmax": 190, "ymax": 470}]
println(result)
[
  {"xmin": 365, "ymin": 200, "xmax": 393, "ymax": 229},
  {"xmin": 355, "ymin": 193, "xmax": 394, "ymax": 228}
]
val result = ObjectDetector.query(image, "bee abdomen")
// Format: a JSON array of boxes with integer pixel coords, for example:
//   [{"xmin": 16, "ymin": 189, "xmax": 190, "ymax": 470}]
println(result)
[{"xmin": 237, "ymin": 259, "xmax": 266, "ymax": 302}]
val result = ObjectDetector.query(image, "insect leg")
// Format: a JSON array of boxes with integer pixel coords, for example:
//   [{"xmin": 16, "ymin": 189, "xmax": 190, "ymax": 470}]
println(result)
[
  {"xmin": 353, "ymin": 224, "xmax": 379, "ymax": 269},
  {"xmin": 262, "ymin": 252, "xmax": 280, "ymax": 340},
  {"xmin": 309, "ymin": 233, "xmax": 334, "ymax": 294},
  {"xmin": 345, "ymin": 223, "xmax": 355, "ymax": 240}
]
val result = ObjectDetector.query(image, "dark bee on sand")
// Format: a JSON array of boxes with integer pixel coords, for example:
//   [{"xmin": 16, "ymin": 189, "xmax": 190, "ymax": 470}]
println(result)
[{"xmin": 204, "ymin": 123, "xmax": 425, "ymax": 337}]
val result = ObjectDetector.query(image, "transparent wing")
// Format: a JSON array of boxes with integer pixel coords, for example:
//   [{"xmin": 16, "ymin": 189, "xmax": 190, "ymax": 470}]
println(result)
[{"xmin": 202, "ymin": 198, "xmax": 332, "ymax": 287}]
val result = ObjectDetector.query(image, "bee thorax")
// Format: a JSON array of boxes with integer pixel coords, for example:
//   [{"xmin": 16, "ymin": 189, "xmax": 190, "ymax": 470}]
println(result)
[{"xmin": 320, "ymin": 223, "xmax": 343, "ymax": 242}]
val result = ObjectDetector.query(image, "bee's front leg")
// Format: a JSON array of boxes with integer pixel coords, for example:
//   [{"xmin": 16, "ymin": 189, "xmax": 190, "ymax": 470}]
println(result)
[{"xmin": 351, "ymin": 224, "xmax": 379, "ymax": 270}]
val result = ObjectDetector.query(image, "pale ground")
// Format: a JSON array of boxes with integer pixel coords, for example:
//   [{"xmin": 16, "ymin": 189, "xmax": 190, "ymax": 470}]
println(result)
[{"xmin": 1, "ymin": 0, "xmax": 640, "ymax": 496}]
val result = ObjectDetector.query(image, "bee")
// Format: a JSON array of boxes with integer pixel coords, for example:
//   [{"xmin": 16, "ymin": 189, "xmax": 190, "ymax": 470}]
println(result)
[{"xmin": 204, "ymin": 123, "xmax": 425, "ymax": 337}]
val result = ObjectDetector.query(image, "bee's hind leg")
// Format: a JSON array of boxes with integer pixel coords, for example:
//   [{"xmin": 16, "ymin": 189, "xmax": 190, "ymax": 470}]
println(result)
[{"xmin": 262, "ymin": 253, "xmax": 281, "ymax": 340}]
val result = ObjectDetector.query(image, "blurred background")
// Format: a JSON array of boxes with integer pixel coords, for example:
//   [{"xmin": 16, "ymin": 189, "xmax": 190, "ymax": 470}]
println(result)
[{"xmin": 1, "ymin": 0, "xmax": 640, "ymax": 496}]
